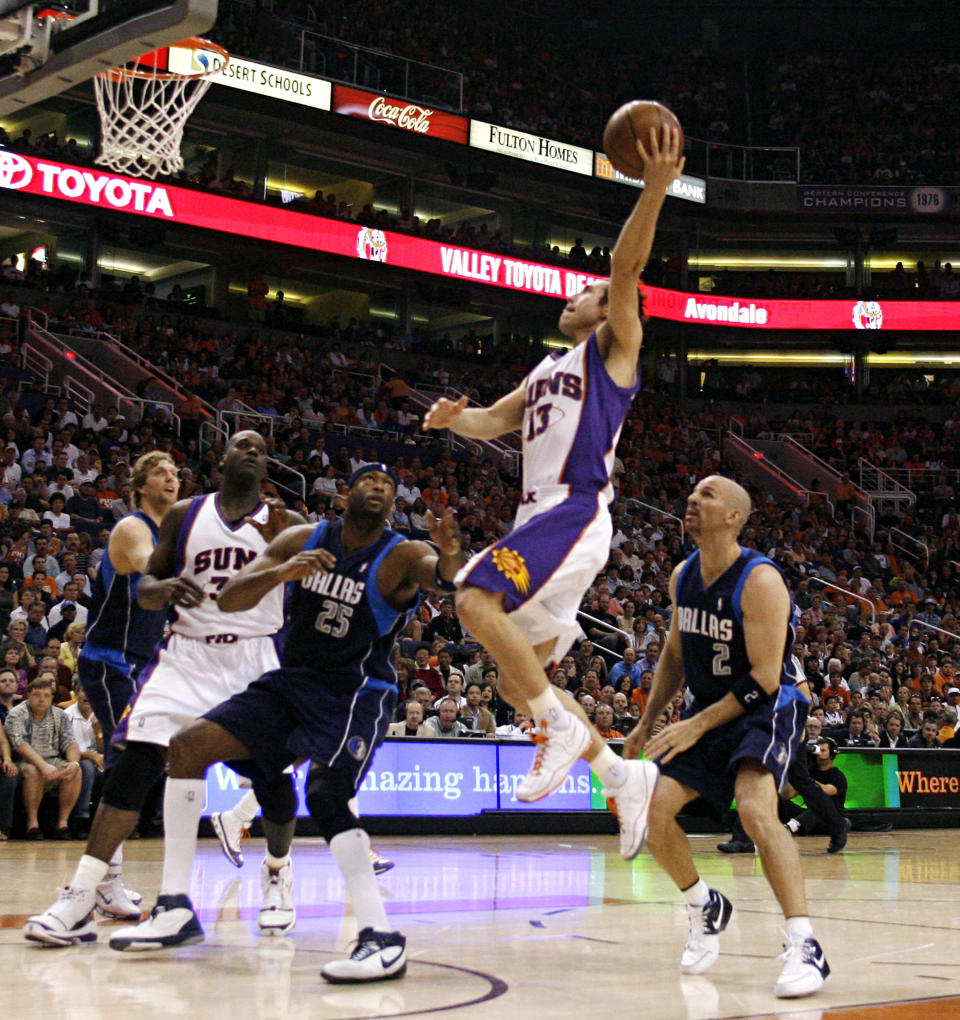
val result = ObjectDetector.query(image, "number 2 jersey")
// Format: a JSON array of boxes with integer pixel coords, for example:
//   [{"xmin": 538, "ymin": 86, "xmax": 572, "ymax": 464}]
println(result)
[
  {"xmin": 675, "ymin": 546, "xmax": 804, "ymax": 708},
  {"xmin": 281, "ymin": 519, "xmax": 418, "ymax": 693}
]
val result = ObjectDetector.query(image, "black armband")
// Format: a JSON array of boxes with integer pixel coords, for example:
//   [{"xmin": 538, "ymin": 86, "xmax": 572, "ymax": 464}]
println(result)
[
  {"xmin": 434, "ymin": 559, "xmax": 458, "ymax": 592},
  {"xmin": 729, "ymin": 672, "xmax": 773, "ymax": 711}
]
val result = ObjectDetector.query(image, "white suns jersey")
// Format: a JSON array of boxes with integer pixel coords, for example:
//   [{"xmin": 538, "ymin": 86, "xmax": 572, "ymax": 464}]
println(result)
[
  {"xmin": 521, "ymin": 332, "xmax": 641, "ymax": 503},
  {"xmin": 169, "ymin": 493, "xmax": 283, "ymax": 640}
]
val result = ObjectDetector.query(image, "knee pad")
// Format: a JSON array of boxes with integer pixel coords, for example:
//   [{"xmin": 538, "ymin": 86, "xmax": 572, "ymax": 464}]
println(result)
[
  {"xmin": 253, "ymin": 773, "xmax": 298, "ymax": 825},
  {"xmin": 305, "ymin": 766, "xmax": 359, "ymax": 842},
  {"xmin": 101, "ymin": 742, "xmax": 165, "ymax": 812}
]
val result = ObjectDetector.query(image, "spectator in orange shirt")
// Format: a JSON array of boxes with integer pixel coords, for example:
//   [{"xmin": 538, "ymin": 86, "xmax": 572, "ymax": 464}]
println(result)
[
  {"xmin": 631, "ymin": 668, "xmax": 654, "ymax": 712},
  {"xmin": 935, "ymin": 656, "xmax": 957, "ymax": 693},
  {"xmin": 593, "ymin": 703, "xmax": 623, "ymax": 740},
  {"xmin": 93, "ymin": 475, "xmax": 117, "ymax": 512},
  {"xmin": 834, "ymin": 472, "xmax": 856, "ymax": 517},
  {"xmin": 888, "ymin": 577, "xmax": 918, "ymax": 607},
  {"xmin": 23, "ymin": 568, "xmax": 57, "ymax": 600}
]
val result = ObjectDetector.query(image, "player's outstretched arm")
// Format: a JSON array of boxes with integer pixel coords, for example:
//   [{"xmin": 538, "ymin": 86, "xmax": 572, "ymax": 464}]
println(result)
[
  {"xmin": 218, "ymin": 524, "xmax": 332, "ymax": 612},
  {"xmin": 376, "ymin": 509, "xmax": 466, "ymax": 607},
  {"xmin": 423, "ymin": 384, "xmax": 525, "ymax": 440},
  {"xmin": 137, "ymin": 500, "xmax": 205, "ymax": 610},
  {"xmin": 600, "ymin": 126, "xmax": 685, "ymax": 374}
]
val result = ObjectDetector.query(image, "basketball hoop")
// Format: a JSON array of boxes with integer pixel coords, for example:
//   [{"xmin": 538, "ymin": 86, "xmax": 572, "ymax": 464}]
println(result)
[{"xmin": 93, "ymin": 36, "xmax": 228, "ymax": 180}]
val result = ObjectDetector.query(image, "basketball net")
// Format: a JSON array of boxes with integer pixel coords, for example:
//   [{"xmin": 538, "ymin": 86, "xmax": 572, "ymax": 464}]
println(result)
[{"xmin": 94, "ymin": 37, "xmax": 228, "ymax": 180}]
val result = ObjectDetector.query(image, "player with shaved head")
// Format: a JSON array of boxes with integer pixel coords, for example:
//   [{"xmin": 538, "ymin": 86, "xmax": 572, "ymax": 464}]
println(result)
[{"xmin": 625, "ymin": 475, "xmax": 830, "ymax": 999}]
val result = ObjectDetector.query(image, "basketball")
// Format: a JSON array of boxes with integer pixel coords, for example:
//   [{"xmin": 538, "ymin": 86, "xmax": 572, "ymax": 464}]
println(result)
[{"xmin": 602, "ymin": 100, "xmax": 684, "ymax": 180}]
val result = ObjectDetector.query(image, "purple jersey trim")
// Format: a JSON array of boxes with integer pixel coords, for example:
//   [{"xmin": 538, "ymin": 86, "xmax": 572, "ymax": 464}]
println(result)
[
  {"xmin": 215, "ymin": 492, "xmax": 265, "ymax": 532},
  {"xmin": 558, "ymin": 333, "xmax": 640, "ymax": 491},
  {"xmin": 174, "ymin": 495, "xmax": 206, "ymax": 577}
]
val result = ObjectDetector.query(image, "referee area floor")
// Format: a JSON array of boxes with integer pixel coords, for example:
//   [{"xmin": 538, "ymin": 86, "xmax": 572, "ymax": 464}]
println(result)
[{"xmin": 2, "ymin": 829, "xmax": 959, "ymax": 1019}]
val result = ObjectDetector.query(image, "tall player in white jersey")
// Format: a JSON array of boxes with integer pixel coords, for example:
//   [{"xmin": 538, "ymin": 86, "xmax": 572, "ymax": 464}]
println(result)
[
  {"xmin": 25, "ymin": 431, "xmax": 300, "ymax": 946},
  {"xmin": 425, "ymin": 126, "xmax": 684, "ymax": 858}
]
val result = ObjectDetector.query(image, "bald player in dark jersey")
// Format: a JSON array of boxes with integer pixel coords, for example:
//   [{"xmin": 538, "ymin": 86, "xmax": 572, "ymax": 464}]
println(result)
[{"xmin": 626, "ymin": 475, "xmax": 830, "ymax": 1000}]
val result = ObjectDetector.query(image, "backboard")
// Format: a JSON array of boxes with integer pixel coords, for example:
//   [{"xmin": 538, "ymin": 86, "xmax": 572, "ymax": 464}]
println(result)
[{"xmin": 0, "ymin": 0, "xmax": 218, "ymax": 116}]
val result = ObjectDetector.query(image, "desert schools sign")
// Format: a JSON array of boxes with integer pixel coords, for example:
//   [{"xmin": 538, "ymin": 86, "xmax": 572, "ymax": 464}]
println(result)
[
  {"xmin": 469, "ymin": 120, "xmax": 594, "ymax": 176},
  {"xmin": 168, "ymin": 48, "xmax": 331, "ymax": 111}
]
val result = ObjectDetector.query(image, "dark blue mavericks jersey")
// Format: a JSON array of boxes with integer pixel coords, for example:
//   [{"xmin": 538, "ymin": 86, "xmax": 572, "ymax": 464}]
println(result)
[
  {"xmin": 82, "ymin": 511, "xmax": 167, "ymax": 675},
  {"xmin": 282, "ymin": 520, "xmax": 418, "ymax": 692},
  {"xmin": 675, "ymin": 546, "xmax": 802, "ymax": 709}
]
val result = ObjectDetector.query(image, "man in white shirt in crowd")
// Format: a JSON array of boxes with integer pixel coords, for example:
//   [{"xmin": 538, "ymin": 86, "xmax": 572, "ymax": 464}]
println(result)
[
  {"xmin": 64, "ymin": 684, "xmax": 103, "ymax": 834},
  {"xmin": 2, "ymin": 445, "xmax": 21, "ymax": 488}
]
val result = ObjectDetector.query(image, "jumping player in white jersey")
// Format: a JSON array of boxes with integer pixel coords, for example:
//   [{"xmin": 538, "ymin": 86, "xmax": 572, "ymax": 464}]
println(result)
[
  {"xmin": 423, "ymin": 126, "xmax": 684, "ymax": 858},
  {"xmin": 625, "ymin": 476, "xmax": 828, "ymax": 998},
  {"xmin": 24, "ymin": 431, "xmax": 300, "ymax": 946}
]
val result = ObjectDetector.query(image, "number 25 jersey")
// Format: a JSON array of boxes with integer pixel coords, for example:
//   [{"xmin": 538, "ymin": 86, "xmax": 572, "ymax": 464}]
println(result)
[{"xmin": 281, "ymin": 519, "xmax": 418, "ymax": 692}]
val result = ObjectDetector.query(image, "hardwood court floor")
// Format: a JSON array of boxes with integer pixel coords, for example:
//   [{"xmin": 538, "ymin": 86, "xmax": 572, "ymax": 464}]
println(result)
[{"xmin": 3, "ymin": 829, "xmax": 960, "ymax": 1019}]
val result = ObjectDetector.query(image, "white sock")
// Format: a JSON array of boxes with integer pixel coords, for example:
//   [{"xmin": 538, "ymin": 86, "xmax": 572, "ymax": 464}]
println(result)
[
  {"xmin": 106, "ymin": 845, "xmax": 123, "ymax": 880},
  {"xmin": 528, "ymin": 688, "xmax": 566, "ymax": 724},
  {"xmin": 232, "ymin": 789, "xmax": 260, "ymax": 825},
  {"xmin": 786, "ymin": 818, "xmax": 801, "ymax": 833},
  {"xmin": 785, "ymin": 915, "xmax": 814, "ymax": 940},
  {"xmin": 265, "ymin": 851, "xmax": 291, "ymax": 871},
  {"xmin": 71, "ymin": 853, "xmax": 109, "ymax": 892},
  {"xmin": 592, "ymin": 746, "xmax": 626, "ymax": 786},
  {"xmin": 160, "ymin": 778, "xmax": 205, "ymax": 896},
  {"xmin": 329, "ymin": 828, "xmax": 389, "ymax": 932},
  {"xmin": 683, "ymin": 878, "xmax": 710, "ymax": 909}
]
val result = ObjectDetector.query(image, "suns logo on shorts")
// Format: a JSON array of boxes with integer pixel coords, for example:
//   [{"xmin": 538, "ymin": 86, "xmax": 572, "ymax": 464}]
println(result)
[
  {"xmin": 492, "ymin": 547, "xmax": 531, "ymax": 595},
  {"xmin": 347, "ymin": 736, "xmax": 367, "ymax": 761},
  {"xmin": 774, "ymin": 742, "xmax": 788, "ymax": 766}
]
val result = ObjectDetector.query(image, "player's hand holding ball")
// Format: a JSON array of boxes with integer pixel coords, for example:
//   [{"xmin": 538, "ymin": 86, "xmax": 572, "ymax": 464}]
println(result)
[{"xmin": 603, "ymin": 100, "xmax": 685, "ymax": 191}]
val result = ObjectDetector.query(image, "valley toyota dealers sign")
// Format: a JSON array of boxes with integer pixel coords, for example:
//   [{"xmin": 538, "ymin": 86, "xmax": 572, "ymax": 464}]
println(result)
[{"xmin": 4, "ymin": 150, "xmax": 960, "ymax": 330}]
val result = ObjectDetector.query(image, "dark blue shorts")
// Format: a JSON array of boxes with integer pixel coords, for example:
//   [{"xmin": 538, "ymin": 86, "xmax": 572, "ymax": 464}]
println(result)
[
  {"xmin": 659, "ymin": 685, "xmax": 809, "ymax": 817},
  {"xmin": 204, "ymin": 667, "xmax": 397, "ymax": 791},
  {"xmin": 78, "ymin": 655, "xmax": 139, "ymax": 748}
]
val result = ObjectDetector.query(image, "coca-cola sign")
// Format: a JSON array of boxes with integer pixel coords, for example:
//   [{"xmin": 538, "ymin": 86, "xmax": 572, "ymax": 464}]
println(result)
[{"xmin": 333, "ymin": 84, "xmax": 468, "ymax": 144}]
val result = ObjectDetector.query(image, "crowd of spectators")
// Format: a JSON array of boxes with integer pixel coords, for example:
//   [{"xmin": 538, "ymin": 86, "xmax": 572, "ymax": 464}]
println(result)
[
  {"xmin": 213, "ymin": 1, "xmax": 960, "ymax": 186},
  {"xmin": 1, "ymin": 263, "xmax": 959, "ymax": 835},
  {"xmin": 760, "ymin": 54, "xmax": 960, "ymax": 186}
]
